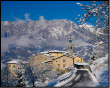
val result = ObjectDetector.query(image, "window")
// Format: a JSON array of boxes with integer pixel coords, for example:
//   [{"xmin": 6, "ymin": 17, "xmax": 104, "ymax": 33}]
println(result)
[
  {"xmin": 63, "ymin": 64, "xmax": 66, "ymax": 68},
  {"xmin": 71, "ymin": 46, "xmax": 72, "ymax": 50},
  {"xmin": 56, "ymin": 61, "xmax": 57, "ymax": 62},
  {"xmin": 58, "ymin": 64, "xmax": 60, "ymax": 67},
  {"xmin": 68, "ymin": 46, "xmax": 69, "ymax": 50},
  {"xmin": 63, "ymin": 60, "xmax": 66, "ymax": 62},
  {"xmin": 13, "ymin": 65, "xmax": 15, "ymax": 68}
]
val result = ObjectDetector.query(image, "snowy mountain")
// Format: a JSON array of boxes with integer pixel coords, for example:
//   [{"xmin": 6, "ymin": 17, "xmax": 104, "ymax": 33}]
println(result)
[
  {"xmin": 1, "ymin": 19, "xmax": 100, "ymax": 65},
  {"xmin": 1, "ymin": 20, "xmax": 97, "ymax": 42},
  {"xmin": 1, "ymin": 19, "xmax": 108, "ymax": 87}
]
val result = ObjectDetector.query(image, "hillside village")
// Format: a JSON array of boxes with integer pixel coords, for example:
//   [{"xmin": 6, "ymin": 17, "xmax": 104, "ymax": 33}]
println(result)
[
  {"xmin": 7, "ymin": 37, "xmax": 88, "ymax": 73},
  {"xmin": 6, "ymin": 37, "xmax": 93, "ymax": 87}
]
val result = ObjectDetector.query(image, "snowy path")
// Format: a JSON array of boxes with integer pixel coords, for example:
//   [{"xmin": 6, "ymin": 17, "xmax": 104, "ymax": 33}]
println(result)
[{"xmin": 64, "ymin": 69, "xmax": 98, "ymax": 87}]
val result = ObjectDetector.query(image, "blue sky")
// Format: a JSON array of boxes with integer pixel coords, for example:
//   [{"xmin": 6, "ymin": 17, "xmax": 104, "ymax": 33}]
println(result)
[{"xmin": 1, "ymin": 1, "xmax": 102, "ymax": 24}]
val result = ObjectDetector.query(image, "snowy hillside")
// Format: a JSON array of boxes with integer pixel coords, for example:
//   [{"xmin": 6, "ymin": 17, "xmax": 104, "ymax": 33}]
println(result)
[{"xmin": 90, "ymin": 54, "xmax": 108, "ymax": 87}]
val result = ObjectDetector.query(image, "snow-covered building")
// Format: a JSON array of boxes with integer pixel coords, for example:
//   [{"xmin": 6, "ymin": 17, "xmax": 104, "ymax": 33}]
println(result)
[
  {"xmin": 30, "ymin": 37, "xmax": 85, "ymax": 72},
  {"xmin": 7, "ymin": 59, "xmax": 29, "ymax": 77}
]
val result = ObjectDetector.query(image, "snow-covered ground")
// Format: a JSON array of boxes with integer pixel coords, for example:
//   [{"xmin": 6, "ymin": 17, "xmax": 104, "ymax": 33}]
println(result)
[{"xmin": 90, "ymin": 55, "xmax": 108, "ymax": 87}]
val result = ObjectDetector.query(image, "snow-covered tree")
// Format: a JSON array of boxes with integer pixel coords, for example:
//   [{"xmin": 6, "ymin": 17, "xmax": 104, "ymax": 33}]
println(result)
[
  {"xmin": 16, "ymin": 69, "xmax": 25, "ymax": 87},
  {"xmin": 14, "ymin": 60, "xmax": 25, "ymax": 87},
  {"xmin": 24, "ymin": 64, "xmax": 37, "ymax": 87},
  {"xmin": 1, "ymin": 64, "xmax": 8, "ymax": 87},
  {"xmin": 76, "ymin": 1, "xmax": 109, "ymax": 58}
]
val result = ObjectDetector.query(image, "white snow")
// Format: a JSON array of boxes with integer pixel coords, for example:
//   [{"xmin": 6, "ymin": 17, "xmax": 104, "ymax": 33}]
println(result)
[
  {"xmin": 49, "ymin": 50, "xmax": 67, "ymax": 53},
  {"xmin": 35, "ymin": 81, "xmax": 46, "ymax": 87},
  {"xmin": 44, "ymin": 54, "xmax": 54, "ymax": 57},
  {"xmin": 7, "ymin": 60, "xmax": 19, "ymax": 64},
  {"xmin": 74, "ymin": 62, "xmax": 89, "ymax": 65},
  {"xmin": 54, "ymin": 68, "xmax": 77, "ymax": 87},
  {"xmin": 40, "ymin": 51, "xmax": 48, "ymax": 54},
  {"xmin": 76, "ymin": 2, "xmax": 84, "ymax": 6},
  {"xmin": 87, "ymin": 69, "xmax": 98, "ymax": 83},
  {"xmin": 1, "ymin": 63, "xmax": 6, "ymax": 71},
  {"xmin": 41, "ymin": 50, "xmax": 67, "ymax": 54},
  {"xmin": 90, "ymin": 55, "xmax": 108, "ymax": 87},
  {"xmin": 4, "ymin": 21, "xmax": 8, "ymax": 25},
  {"xmin": 79, "ymin": 23, "xmax": 101, "ymax": 35},
  {"xmin": 90, "ymin": 55, "xmax": 108, "ymax": 69}
]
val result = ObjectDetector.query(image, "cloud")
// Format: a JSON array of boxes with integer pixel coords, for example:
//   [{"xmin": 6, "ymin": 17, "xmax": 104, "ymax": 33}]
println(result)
[
  {"xmin": 73, "ymin": 39, "xmax": 93, "ymax": 47},
  {"xmin": 47, "ymin": 40, "xmax": 67, "ymax": 48},
  {"xmin": 24, "ymin": 13, "xmax": 32, "ymax": 22},
  {"xmin": 1, "ymin": 35, "xmax": 93, "ymax": 55},
  {"xmin": 39, "ymin": 16, "xmax": 45, "ymax": 21},
  {"xmin": 38, "ymin": 16, "xmax": 47, "ymax": 28},
  {"xmin": 1, "ymin": 36, "xmax": 42, "ymax": 54},
  {"xmin": 14, "ymin": 13, "xmax": 33, "ymax": 25}
]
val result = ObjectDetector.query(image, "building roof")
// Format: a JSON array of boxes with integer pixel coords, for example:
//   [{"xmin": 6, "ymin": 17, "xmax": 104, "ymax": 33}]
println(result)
[
  {"xmin": 44, "ymin": 54, "xmax": 54, "ymax": 57},
  {"xmin": 40, "ymin": 51, "xmax": 49, "ymax": 54},
  {"xmin": 52, "ymin": 53, "xmax": 74, "ymax": 60},
  {"xmin": 41, "ymin": 50, "xmax": 67, "ymax": 53},
  {"xmin": 7, "ymin": 60, "xmax": 19, "ymax": 64},
  {"xmin": 74, "ymin": 62, "xmax": 89, "ymax": 66},
  {"xmin": 49, "ymin": 50, "xmax": 67, "ymax": 53},
  {"xmin": 7, "ymin": 60, "xmax": 29, "ymax": 64}
]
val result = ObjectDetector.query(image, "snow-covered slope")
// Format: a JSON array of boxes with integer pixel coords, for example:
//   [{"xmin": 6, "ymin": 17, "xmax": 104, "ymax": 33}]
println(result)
[
  {"xmin": 90, "ymin": 54, "xmax": 108, "ymax": 87},
  {"xmin": 79, "ymin": 23, "xmax": 101, "ymax": 35}
]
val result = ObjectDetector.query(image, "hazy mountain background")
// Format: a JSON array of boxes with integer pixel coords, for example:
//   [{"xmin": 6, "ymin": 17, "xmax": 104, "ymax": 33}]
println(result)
[{"xmin": 1, "ymin": 17, "xmax": 102, "ymax": 65}]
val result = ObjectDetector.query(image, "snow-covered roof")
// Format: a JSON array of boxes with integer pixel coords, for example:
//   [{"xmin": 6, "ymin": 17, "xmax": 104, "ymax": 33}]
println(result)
[
  {"xmin": 40, "ymin": 50, "xmax": 67, "ymax": 54},
  {"xmin": 22, "ymin": 61, "xmax": 29, "ymax": 64},
  {"xmin": 40, "ymin": 51, "xmax": 48, "ymax": 54},
  {"xmin": 44, "ymin": 54, "xmax": 54, "ymax": 57},
  {"xmin": 7, "ymin": 60, "xmax": 19, "ymax": 64},
  {"xmin": 49, "ymin": 50, "xmax": 67, "ymax": 53},
  {"xmin": 74, "ymin": 62, "xmax": 89, "ymax": 66},
  {"xmin": 65, "ymin": 66, "xmax": 74, "ymax": 69},
  {"xmin": 7, "ymin": 60, "xmax": 29, "ymax": 64}
]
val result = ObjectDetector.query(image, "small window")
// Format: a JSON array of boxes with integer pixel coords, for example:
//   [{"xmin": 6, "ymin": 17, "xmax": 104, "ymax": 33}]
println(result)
[
  {"xmin": 13, "ymin": 65, "xmax": 15, "ymax": 68},
  {"xmin": 63, "ymin": 60, "xmax": 66, "ymax": 62},
  {"xmin": 56, "ymin": 61, "xmax": 57, "ymax": 62},
  {"xmin": 71, "ymin": 46, "xmax": 72, "ymax": 50},
  {"xmin": 58, "ymin": 64, "xmax": 60, "ymax": 67}
]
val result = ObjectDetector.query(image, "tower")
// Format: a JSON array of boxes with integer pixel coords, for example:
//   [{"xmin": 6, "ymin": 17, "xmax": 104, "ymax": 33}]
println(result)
[{"xmin": 68, "ymin": 36, "xmax": 73, "ymax": 55}]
